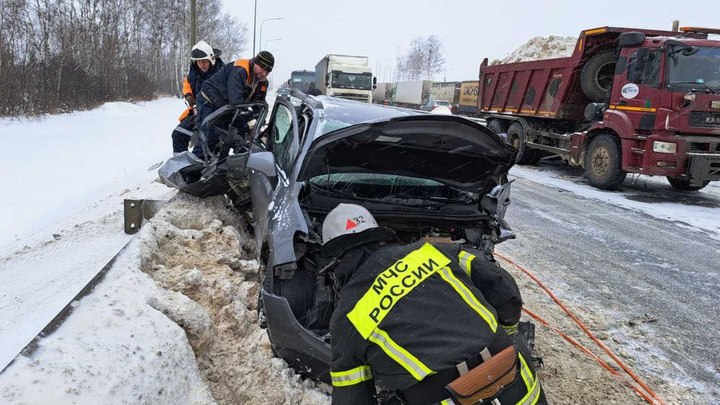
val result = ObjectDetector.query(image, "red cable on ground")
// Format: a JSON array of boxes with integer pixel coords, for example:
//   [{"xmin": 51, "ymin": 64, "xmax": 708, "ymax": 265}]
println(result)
[
  {"xmin": 523, "ymin": 307, "xmax": 659, "ymax": 405},
  {"xmin": 496, "ymin": 252, "xmax": 666, "ymax": 405}
]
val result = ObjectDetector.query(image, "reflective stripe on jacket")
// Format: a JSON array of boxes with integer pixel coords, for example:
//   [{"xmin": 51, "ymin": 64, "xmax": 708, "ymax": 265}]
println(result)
[{"xmin": 330, "ymin": 241, "xmax": 527, "ymax": 404}]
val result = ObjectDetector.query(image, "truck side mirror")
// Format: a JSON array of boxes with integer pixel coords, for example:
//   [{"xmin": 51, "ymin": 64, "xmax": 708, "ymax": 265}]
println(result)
[
  {"xmin": 619, "ymin": 32, "xmax": 646, "ymax": 48},
  {"xmin": 373, "ymin": 76, "xmax": 377, "ymax": 90},
  {"xmin": 628, "ymin": 48, "xmax": 648, "ymax": 83},
  {"xmin": 325, "ymin": 73, "xmax": 330, "ymax": 87}
]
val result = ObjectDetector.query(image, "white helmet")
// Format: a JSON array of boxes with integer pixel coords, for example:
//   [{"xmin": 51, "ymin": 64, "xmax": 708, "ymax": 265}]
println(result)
[
  {"xmin": 321, "ymin": 203, "xmax": 395, "ymax": 256},
  {"xmin": 190, "ymin": 40, "xmax": 218, "ymax": 65}
]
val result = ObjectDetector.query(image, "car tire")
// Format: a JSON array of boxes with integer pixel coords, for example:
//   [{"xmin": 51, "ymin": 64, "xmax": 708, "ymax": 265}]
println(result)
[
  {"xmin": 666, "ymin": 176, "xmax": 709, "ymax": 191},
  {"xmin": 584, "ymin": 133, "xmax": 626, "ymax": 189},
  {"xmin": 580, "ymin": 51, "xmax": 616, "ymax": 102},
  {"xmin": 507, "ymin": 122, "xmax": 535, "ymax": 165}
]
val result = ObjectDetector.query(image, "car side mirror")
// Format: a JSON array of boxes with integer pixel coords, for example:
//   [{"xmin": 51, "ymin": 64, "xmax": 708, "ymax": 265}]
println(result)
[{"xmin": 247, "ymin": 151, "xmax": 277, "ymax": 178}]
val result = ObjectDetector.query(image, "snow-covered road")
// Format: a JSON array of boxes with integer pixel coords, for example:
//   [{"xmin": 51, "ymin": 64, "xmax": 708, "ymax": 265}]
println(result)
[{"xmin": 1, "ymin": 97, "xmax": 718, "ymax": 404}]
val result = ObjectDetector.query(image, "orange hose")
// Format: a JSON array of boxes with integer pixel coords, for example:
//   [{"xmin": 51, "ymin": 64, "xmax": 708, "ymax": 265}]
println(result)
[
  {"xmin": 523, "ymin": 307, "xmax": 659, "ymax": 405},
  {"xmin": 496, "ymin": 252, "xmax": 666, "ymax": 405}
]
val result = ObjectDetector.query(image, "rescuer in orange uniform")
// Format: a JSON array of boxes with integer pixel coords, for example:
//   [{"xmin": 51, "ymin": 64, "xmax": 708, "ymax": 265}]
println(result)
[{"xmin": 171, "ymin": 40, "xmax": 224, "ymax": 155}]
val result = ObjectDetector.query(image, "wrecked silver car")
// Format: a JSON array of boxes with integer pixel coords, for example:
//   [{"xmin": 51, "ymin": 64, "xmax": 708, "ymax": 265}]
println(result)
[{"xmin": 247, "ymin": 91, "xmax": 518, "ymax": 384}]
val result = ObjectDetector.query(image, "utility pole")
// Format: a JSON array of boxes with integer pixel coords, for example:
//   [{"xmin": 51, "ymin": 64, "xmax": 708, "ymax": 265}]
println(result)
[
  {"xmin": 252, "ymin": 0, "xmax": 258, "ymax": 54},
  {"xmin": 190, "ymin": 0, "xmax": 196, "ymax": 47}
]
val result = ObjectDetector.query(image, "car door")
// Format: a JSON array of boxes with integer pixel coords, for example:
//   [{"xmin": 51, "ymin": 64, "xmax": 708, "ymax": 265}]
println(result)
[{"xmin": 247, "ymin": 96, "xmax": 300, "ymax": 250}]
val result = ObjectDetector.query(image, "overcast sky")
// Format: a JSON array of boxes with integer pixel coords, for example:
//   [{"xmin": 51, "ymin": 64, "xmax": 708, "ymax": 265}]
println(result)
[{"xmin": 221, "ymin": 0, "xmax": 720, "ymax": 86}]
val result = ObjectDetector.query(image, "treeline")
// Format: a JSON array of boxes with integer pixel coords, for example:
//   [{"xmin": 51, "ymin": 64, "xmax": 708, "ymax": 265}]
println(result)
[{"xmin": 0, "ymin": 0, "xmax": 248, "ymax": 116}]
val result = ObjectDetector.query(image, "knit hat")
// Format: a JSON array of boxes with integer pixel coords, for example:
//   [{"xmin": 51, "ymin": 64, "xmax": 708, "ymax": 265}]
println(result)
[{"xmin": 253, "ymin": 51, "xmax": 275, "ymax": 72}]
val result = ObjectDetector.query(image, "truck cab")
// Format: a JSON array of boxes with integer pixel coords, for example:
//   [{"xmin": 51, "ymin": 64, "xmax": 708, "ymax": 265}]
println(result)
[
  {"xmin": 595, "ymin": 29, "xmax": 720, "ymax": 189},
  {"xmin": 315, "ymin": 55, "xmax": 376, "ymax": 103}
]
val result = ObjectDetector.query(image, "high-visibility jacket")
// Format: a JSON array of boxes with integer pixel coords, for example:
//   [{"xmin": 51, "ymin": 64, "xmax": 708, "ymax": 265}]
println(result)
[
  {"xmin": 177, "ymin": 58, "xmax": 224, "ymax": 121},
  {"xmin": 198, "ymin": 58, "xmax": 268, "ymax": 110},
  {"xmin": 330, "ymin": 241, "xmax": 542, "ymax": 405}
]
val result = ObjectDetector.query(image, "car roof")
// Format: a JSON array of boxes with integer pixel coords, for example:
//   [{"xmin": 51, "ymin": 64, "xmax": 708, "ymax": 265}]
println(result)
[{"xmin": 312, "ymin": 96, "xmax": 421, "ymax": 137}]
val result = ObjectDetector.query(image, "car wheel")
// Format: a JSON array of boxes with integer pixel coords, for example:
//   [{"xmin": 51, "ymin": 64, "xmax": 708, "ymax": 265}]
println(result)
[
  {"xmin": 584, "ymin": 133, "xmax": 626, "ymax": 189},
  {"xmin": 507, "ymin": 122, "xmax": 534, "ymax": 165},
  {"xmin": 666, "ymin": 176, "xmax": 709, "ymax": 191}
]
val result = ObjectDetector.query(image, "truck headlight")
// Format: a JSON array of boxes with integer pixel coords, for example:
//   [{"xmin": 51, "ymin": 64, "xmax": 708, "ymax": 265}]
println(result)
[{"xmin": 652, "ymin": 141, "xmax": 677, "ymax": 154}]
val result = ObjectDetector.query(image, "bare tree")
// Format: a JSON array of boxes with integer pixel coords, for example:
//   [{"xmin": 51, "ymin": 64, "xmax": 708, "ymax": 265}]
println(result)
[
  {"xmin": 396, "ymin": 35, "xmax": 446, "ymax": 81},
  {"xmin": 0, "ymin": 0, "xmax": 248, "ymax": 116}
]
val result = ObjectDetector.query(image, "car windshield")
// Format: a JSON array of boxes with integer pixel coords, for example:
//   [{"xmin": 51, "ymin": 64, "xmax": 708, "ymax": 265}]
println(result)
[
  {"xmin": 307, "ymin": 173, "xmax": 478, "ymax": 206},
  {"xmin": 330, "ymin": 71, "xmax": 373, "ymax": 90},
  {"xmin": 666, "ymin": 46, "xmax": 720, "ymax": 89},
  {"xmin": 436, "ymin": 100, "xmax": 451, "ymax": 106}
]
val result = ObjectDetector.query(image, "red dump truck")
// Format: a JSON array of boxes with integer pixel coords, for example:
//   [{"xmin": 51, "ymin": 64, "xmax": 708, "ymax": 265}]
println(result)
[{"xmin": 478, "ymin": 26, "xmax": 720, "ymax": 191}]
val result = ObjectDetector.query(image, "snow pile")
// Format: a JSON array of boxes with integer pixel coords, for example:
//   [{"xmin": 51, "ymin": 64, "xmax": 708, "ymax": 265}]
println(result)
[
  {"xmin": 0, "ymin": 192, "xmax": 331, "ymax": 404},
  {"xmin": 138, "ymin": 193, "xmax": 331, "ymax": 404},
  {"xmin": 494, "ymin": 36, "xmax": 577, "ymax": 64}
]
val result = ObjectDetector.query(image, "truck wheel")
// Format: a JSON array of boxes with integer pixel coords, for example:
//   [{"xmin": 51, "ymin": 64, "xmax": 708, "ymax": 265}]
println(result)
[
  {"xmin": 580, "ymin": 51, "xmax": 616, "ymax": 102},
  {"xmin": 666, "ymin": 176, "xmax": 709, "ymax": 191},
  {"xmin": 507, "ymin": 122, "xmax": 535, "ymax": 165},
  {"xmin": 584, "ymin": 134, "xmax": 626, "ymax": 189}
]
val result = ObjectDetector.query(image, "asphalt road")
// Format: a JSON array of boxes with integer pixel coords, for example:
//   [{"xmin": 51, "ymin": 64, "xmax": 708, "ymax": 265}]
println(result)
[{"xmin": 499, "ymin": 162, "xmax": 720, "ymax": 401}]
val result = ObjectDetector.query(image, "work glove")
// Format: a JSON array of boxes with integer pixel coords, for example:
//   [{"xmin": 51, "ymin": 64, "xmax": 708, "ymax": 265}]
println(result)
[{"xmin": 185, "ymin": 94, "xmax": 196, "ymax": 108}]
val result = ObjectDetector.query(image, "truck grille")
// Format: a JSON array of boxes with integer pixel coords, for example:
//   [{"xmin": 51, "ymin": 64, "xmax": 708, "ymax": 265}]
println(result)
[
  {"xmin": 689, "ymin": 111, "xmax": 720, "ymax": 127},
  {"xmin": 334, "ymin": 93, "xmax": 368, "ymax": 102}
]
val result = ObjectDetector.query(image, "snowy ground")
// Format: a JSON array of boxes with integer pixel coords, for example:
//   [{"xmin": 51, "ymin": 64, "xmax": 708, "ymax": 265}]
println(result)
[{"xmin": 0, "ymin": 97, "xmax": 718, "ymax": 404}]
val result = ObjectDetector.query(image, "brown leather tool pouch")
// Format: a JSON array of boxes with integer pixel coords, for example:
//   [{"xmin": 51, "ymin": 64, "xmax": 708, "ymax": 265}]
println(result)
[{"xmin": 445, "ymin": 346, "xmax": 517, "ymax": 405}]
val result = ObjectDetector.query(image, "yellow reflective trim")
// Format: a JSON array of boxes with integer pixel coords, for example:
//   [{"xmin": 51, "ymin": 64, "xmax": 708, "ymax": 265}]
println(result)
[
  {"xmin": 458, "ymin": 251, "xmax": 476, "ymax": 278},
  {"xmin": 330, "ymin": 365, "xmax": 373, "ymax": 387},
  {"xmin": 437, "ymin": 268, "xmax": 497, "ymax": 332},
  {"xmin": 347, "ymin": 243, "xmax": 451, "ymax": 339},
  {"xmin": 368, "ymin": 328, "xmax": 433, "ymax": 381},
  {"xmin": 516, "ymin": 352, "xmax": 541, "ymax": 405},
  {"xmin": 584, "ymin": 27, "xmax": 608, "ymax": 35},
  {"xmin": 440, "ymin": 399, "xmax": 455, "ymax": 405},
  {"xmin": 502, "ymin": 322, "xmax": 519, "ymax": 336},
  {"xmin": 609, "ymin": 104, "xmax": 657, "ymax": 113}
]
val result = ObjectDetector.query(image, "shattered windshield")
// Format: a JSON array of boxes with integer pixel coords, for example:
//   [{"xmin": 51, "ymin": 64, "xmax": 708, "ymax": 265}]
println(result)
[
  {"xmin": 308, "ymin": 173, "xmax": 478, "ymax": 205},
  {"xmin": 666, "ymin": 46, "xmax": 720, "ymax": 89},
  {"xmin": 331, "ymin": 72, "xmax": 373, "ymax": 90}
]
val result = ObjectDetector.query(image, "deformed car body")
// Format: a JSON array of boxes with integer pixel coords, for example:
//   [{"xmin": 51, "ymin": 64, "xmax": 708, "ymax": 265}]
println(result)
[{"xmin": 245, "ymin": 90, "xmax": 518, "ymax": 385}]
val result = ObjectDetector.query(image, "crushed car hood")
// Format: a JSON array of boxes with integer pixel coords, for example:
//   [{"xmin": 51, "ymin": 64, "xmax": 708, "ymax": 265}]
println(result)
[{"xmin": 299, "ymin": 115, "xmax": 516, "ymax": 192}]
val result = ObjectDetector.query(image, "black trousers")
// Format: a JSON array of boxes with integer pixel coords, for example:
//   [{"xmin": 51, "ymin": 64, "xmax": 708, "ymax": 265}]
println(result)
[{"xmin": 171, "ymin": 114, "xmax": 196, "ymax": 153}]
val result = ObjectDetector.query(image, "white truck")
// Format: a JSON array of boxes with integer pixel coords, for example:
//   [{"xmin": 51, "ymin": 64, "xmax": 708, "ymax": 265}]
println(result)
[
  {"xmin": 314, "ymin": 54, "xmax": 376, "ymax": 103},
  {"xmin": 393, "ymin": 80, "xmax": 433, "ymax": 109}
]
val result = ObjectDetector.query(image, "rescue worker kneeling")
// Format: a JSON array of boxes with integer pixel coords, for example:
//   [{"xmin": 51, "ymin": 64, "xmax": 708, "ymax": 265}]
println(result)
[{"xmin": 325, "ymin": 203, "xmax": 547, "ymax": 405}]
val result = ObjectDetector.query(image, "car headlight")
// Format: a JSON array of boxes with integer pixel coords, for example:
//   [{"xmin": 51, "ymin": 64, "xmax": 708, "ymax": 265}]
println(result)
[{"xmin": 652, "ymin": 141, "xmax": 677, "ymax": 154}]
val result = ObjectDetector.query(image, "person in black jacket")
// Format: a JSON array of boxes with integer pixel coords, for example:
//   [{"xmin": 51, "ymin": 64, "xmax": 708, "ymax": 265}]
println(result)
[
  {"xmin": 171, "ymin": 40, "xmax": 224, "ymax": 155},
  {"xmin": 323, "ymin": 203, "xmax": 546, "ymax": 405},
  {"xmin": 192, "ymin": 50, "xmax": 274, "ymax": 160}
]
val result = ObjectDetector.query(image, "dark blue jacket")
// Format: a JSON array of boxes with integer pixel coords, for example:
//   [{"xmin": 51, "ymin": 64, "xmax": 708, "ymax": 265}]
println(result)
[{"xmin": 199, "ymin": 59, "xmax": 268, "ymax": 108}]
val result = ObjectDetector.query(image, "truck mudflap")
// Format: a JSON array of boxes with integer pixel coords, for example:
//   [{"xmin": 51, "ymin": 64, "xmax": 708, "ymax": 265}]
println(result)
[{"xmin": 687, "ymin": 153, "xmax": 720, "ymax": 181}]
